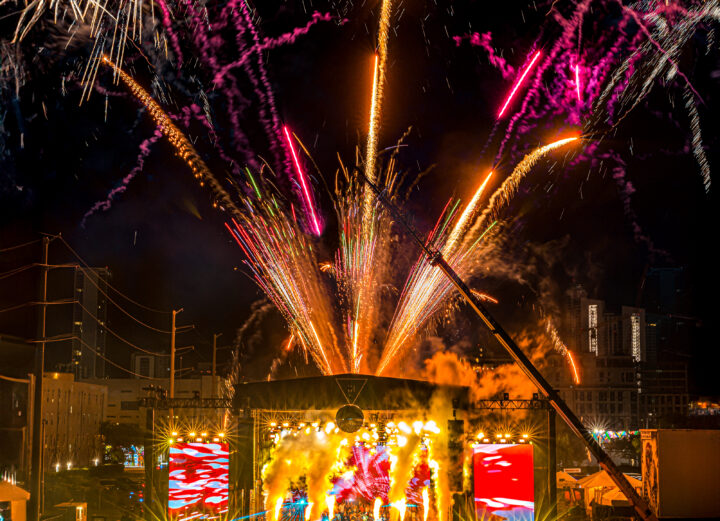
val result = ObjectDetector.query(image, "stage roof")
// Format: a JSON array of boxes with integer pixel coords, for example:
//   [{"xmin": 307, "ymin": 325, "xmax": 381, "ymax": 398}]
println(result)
[{"xmin": 233, "ymin": 373, "xmax": 470, "ymax": 412}]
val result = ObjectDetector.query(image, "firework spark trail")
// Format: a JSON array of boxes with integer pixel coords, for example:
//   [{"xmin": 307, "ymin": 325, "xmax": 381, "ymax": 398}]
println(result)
[
  {"xmin": 378, "ymin": 137, "xmax": 579, "ymax": 375},
  {"xmin": 545, "ymin": 318, "xmax": 580, "ymax": 384},
  {"xmin": 684, "ymin": 87, "xmax": 712, "ymax": 193},
  {"xmin": 284, "ymin": 126, "xmax": 322, "ymax": 235},
  {"xmin": 453, "ymin": 32, "xmax": 516, "ymax": 79},
  {"xmin": 103, "ymin": 59, "xmax": 346, "ymax": 373},
  {"xmin": 465, "ymin": 137, "xmax": 579, "ymax": 247},
  {"xmin": 227, "ymin": 207, "xmax": 346, "ymax": 374},
  {"xmin": 101, "ymin": 57, "xmax": 242, "ymax": 216},
  {"xmin": 496, "ymin": 0, "xmax": 593, "ymax": 158},
  {"xmin": 575, "ymin": 63, "xmax": 582, "ymax": 102},
  {"xmin": 591, "ymin": 1, "xmax": 715, "ymax": 132},
  {"xmin": 214, "ymin": 11, "xmax": 337, "ymax": 82},
  {"xmin": 442, "ymin": 171, "xmax": 493, "ymax": 256},
  {"xmin": 236, "ymin": 1, "xmax": 289, "ymax": 175},
  {"xmin": 81, "ymin": 128, "xmax": 162, "ymax": 226},
  {"xmin": 376, "ymin": 194, "xmax": 492, "ymax": 375},
  {"xmin": 179, "ymin": 0, "xmax": 259, "ymax": 169},
  {"xmin": 364, "ymin": 0, "xmax": 393, "ymax": 191},
  {"xmin": 334, "ymin": 159, "xmax": 399, "ymax": 373},
  {"xmin": 497, "ymin": 50, "xmax": 542, "ymax": 118},
  {"xmin": 606, "ymin": 155, "xmax": 667, "ymax": 258},
  {"xmin": 156, "ymin": 0, "xmax": 184, "ymax": 67}
]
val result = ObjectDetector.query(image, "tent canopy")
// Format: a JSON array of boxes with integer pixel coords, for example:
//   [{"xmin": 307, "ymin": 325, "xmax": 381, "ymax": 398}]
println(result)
[
  {"xmin": 0, "ymin": 481, "xmax": 30, "ymax": 501},
  {"xmin": 557, "ymin": 471, "xmax": 579, "ymax": 486}
]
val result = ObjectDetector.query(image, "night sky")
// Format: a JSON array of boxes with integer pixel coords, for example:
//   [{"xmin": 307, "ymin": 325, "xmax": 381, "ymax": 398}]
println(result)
[{"xmin": 0, "ymin": 1, "xmax": 717, "ymax": 392}]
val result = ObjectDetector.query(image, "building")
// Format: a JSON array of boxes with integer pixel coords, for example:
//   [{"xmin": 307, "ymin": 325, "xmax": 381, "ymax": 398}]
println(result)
[
  {"xmin": 551, "ymin": 290, "xmax": 689, "ymax": 430},
  {"xmin": 130, "ymin": 353, "xmax": 170, "ymax": 379},
  {"xmin": 0, "ymin": 371, "xmax": 107, "ymax": 476},
  {"xmin": 70, "ymin": 268, "xmax": 109, "ymax": 380},
  {"xmin": 41, "ymin": 373, "xmax": 107, "ymax": 471},
  {"xmin": 85, "ymin": 376, "xmax": 224, "ymax": 428}
]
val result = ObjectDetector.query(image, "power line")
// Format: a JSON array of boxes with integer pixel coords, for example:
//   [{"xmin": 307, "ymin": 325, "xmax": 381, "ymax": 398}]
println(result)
[
  {"xmin": 73, "ymin": 299, "xmax": 170, "ymax": 357},
  {"xmin": 0, "ymin": 239, "xmax": 40, "ymax": 253},
  {"xmin": 0, "ymin": 263, "xmax": 35, "ymax": 280},
  {"xmin": 69, "ymin": 334, "xmax": 161, "ymax": 380},
  {"xmin": 0, "ymin": 299, "xmax": 77, "ymax": 315},
  {"xmin": 73, "ymin": 263, "xmax": 177, "ymax": 334},
  {"xmin": 55, "ymin": 235, "xmax": 172, "ymax": 315}
]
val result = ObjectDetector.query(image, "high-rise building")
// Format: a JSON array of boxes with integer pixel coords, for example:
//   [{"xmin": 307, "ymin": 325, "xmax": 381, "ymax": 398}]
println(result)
[
  {"xmin": 552, "ymin": 290, "xmax": 688, "ymax": 430},
  {"xmin": 130, "ymin": 353, "xmax": 170, "ymax": 379},
  {"xmin": 71, "ymin": 268, "xmax": 109, "ymax": 379}
]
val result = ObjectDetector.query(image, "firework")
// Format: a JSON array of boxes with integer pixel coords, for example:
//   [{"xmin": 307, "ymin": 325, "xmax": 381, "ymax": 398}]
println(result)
[
  {"xmin": 575, "ymin": 63, "xmax": 582, "ymax": 102},
  {"xmin": 497, "ymin": 50, "xmax": 542, "ymax": 118},
  {"xmin": 284, "ymin": 126, "xmax": 323, "ymax": 235},
  {"xmin": 545, "ymin": 318, "xmax": 581, "ymax": 385},
  {"xmin": 365, "ymin": 0, "xmax": 394, "ymax": 186},
  {"xmin": 463, "ymin": 136, "xmax": 579, "ymax": 246},
  {"xmin": 100, "ymin": 56, "xmax": 242, "ymax": 216},
  {"xmin": 377, "ymin": 136, "xmax": 579, "ymax": 375}
]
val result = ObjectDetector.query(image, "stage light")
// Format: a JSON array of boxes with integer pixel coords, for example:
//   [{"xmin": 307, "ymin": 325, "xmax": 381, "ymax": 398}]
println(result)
[
  {"xmin": 424, "ymin": 421, "xmax": 440, "ymax": 433},
  {"xmin": 201, "ymin": 432, "xmax": 208, "ymax": 437},
  {"xmin": 177, "ymin": 437, "xmax": 184, "ymax": 442},
  {"xmin": 496, "ymin": 434, "xmax": 502, "ymax": 438},
  {"xmin": 398, "ymin": 421, "xmax": 411, "ymax": 434},
  {"xmin": 325, "ymin": 422, "xmax": 335, "ymax": 434},
  {"xmin": 283, "ymin": 422, "xmax": 289, "ymax": 427},
  {"xmin": 505, "ymin": 433, "xmax": 511, "ymax": 438},
  {"xmin": 270, "ymin": 422, "xmax": 277, "ymax": 427},
  {"xmin": 170, "ymin": 439, "xmax": 175, "ymax": 444},
  {"xmin": 219, "ymin": 433, "xmax": 225, "ymax": 438},
  {"xmin": 213, "ymin": 437, "xmax": 220, "ymax": 442},
  {"xmin": 196, "ymin": 437, "xmax": 202, "ymax": 442},
  {"xmin": 477, "ymin": 432, "xmax": 484, "ymax": 439},
  {"xmin": 190, "ymin": 432, "xmax": 196, "ymax": 437},
  {"xmin": 483, "ymin": 438, "xmax": 489, "ymax": 443},
  {"xmin": 522, "ymin": 434, "xmax": 529, "ymax": 439},
  {"xmin": 171, "ymin": 431, "xmax": 178, "ymax": 436}
]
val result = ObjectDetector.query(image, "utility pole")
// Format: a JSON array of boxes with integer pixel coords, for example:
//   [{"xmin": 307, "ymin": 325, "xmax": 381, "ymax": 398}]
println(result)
[
  {"xmin": 29, "ymin": 236, "xmax": 49, "ymax": 521},
  {"xmin": 212, "ymin": 333, "xmax": 222, "ymax": 399},
  {"xmin": 169, "ymin": 308, "xmax": 183, "ymax": 423}
]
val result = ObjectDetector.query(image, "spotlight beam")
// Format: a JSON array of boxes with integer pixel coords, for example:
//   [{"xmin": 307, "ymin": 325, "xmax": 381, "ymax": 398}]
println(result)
[{"xmin": 359, "ymin": 169, "xmax": 659, "ymax": 521}]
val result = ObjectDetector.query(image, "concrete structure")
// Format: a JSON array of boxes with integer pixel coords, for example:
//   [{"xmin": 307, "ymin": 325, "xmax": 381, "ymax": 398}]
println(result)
[
  {"xmin": 641, "ymin": 429, "xmax": 720, "ymax": 518},
  {"xmin": 70, "ymin": 268, "xmax": 109, "ymax": 380},
  {"xmin": 41, "ymin": 373, "xmax": 106, "ymax": 471},
  {"xmin": 130, "ymin": 353, "xmax": 170, "ymax": 379},
  {"xmin": 85, "ymin": 376, "xmax": 223, "ymax": 428},
  {"xmin": 551, "ymin": 289, "xmax": 689, "ymax": 430}
]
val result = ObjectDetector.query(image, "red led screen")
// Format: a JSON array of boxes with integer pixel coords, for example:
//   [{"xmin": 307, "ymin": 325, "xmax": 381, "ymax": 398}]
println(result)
[
  {"xmin": 169, "ymin": 442, "xmax": 229, "ymax": 520},
  {"xmin": 473, "ymin": 444, "xmax": 534, "ymax": 521}
]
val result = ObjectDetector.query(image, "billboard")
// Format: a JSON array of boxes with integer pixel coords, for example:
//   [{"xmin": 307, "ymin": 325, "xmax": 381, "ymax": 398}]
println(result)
[
  {"xmin": 473, "ymin": 444, "xmax": 534, "ymax": 521},
  {"xmin": 169, "ymin": 442, "xmax": 229, "ymax": 520}
]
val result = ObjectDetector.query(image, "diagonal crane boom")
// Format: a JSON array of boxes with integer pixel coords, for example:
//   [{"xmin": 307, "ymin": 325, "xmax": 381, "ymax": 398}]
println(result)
[{"xmin": 360, "ymin": 170, "xmax": 658, "ymax": 521}]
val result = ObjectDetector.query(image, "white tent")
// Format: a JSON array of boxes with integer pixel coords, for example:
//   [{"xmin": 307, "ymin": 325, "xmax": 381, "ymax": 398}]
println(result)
[
  {"xmin": 577, "ymin": 470, "xmax": 642, "ymax": 511},
  {"xmin": 0, "ymin": 481, "xmax": 30, "ymax": 521},
  {"xmin": 557, "ymin": 471, "xmax": 579, "ymax": 487}
]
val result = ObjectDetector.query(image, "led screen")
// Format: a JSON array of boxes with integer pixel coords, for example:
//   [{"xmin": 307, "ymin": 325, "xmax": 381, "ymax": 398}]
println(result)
[
  {"xmin": 169, "ymin": 442, "xmax": 229, "ymax": 520},
  {"xmin": 473, "ymin": 444, "xmax": 534, "ymax": 521},
  {"xmin": 330, "ymin": 444, "xmax": 431, "ymax": 505}
]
